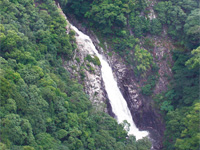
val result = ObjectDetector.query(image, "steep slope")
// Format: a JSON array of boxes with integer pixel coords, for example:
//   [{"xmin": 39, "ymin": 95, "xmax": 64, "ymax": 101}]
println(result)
[
  {"xmin": 58, "ymin": 4, "xmax": 108, "ymax": 112},
  {"xmin": 59, "ymin": 0, "xmax": 200, "ymax": 149},
  {"xmin": 0, "ymin": 0, "xmax": 152, "ymax": 149}
]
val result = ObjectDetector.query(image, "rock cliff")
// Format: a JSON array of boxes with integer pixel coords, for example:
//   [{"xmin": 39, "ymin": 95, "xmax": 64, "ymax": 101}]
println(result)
[
  {"xmin": 58, "ymin": 4, "xmax": 109, "ymax": 113},
  {"xmin": 63, "ymin": 10, "xmax": 173, "ymax": 150}
]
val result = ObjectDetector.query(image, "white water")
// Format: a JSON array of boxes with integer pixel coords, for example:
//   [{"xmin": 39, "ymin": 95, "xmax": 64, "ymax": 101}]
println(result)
[{"xmin": 70, "ymin": 24, "xmax": 149, "ymax": 140}]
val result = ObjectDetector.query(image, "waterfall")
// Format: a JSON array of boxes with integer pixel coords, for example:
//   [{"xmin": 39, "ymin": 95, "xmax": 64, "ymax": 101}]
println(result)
[{"xmin": 70, "ymin": 24, "xmax": 149, "ymax": 140}]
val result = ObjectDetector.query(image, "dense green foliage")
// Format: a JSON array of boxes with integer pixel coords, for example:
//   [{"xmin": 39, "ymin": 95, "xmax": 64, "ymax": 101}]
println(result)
[
  {"xmin": 152, "ymin": 1, "xmax": 200, "ymax": 148},
  {"xmin": 1, "ymin": 0, "xmax": 199, "ymax": 149},
  {"xmin": 155, "ymin": 48, "xmax": 200, "ymax": 150},
  {"xmin": 141, "ymin": 75, "xmax": 158, "ymax": 96},
  {"xmin": 154, "ymin": 0, "xmax": 199, "ymax": 49},
  {"xmin": 64, "ymin": 0, "xmax": 156, "ymax": 78},
  {"xmin": 65, "ymin": 0, "xmax": 199, "ymax": 49},
  {"xmin": 134, "ymin": 45, "xmax": 154, "ymax": 77},
  {"xmin": 0, "ymin": 0, "xmax": 152, "ymax": 149}
]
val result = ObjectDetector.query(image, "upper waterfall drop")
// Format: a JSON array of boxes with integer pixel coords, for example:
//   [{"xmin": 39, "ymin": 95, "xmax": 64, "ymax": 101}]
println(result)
[{"xmin": 70, "ymin": 23, "xmax": 149, "ymax": 140}]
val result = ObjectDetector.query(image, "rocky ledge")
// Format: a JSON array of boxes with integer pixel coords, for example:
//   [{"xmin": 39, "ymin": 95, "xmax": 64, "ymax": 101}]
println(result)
[
  {"xmin": 66, "ymin": 15, "xmax": 168, "ymax": 149},
  {"xmin": 58, "ymin": 5, "xmax": 110, "ymax": 113}
]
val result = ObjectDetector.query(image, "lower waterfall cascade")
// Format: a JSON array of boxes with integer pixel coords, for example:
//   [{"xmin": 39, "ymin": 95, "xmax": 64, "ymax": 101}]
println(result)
[{"xmin": 70, "ymin": 23, "xmax": 149, "ymax": 140}]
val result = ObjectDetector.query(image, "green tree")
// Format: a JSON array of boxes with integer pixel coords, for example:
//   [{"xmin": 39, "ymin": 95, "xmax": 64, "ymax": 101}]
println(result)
[
  {"xmin": 2, "ymin": 30, "xmax": 22, "ymax": 51},
  {"xmin": 175, "ymin": 102, "xmax": 200, "ymax": 150},
  {"xmin": 1, "ymin": 114, "xmax": 35, "ymax": 146},
  {"xmin": 36, "ymin": 133, "xmax": 58, "ymax": 150},
  {"xmin": 134, "ymin": 45, "xmax": 153, "ymax": 77},
  {"xmin": 184, "ymin": 9, "xmax": 200, "ymax": 48},
  {"xmin": 185, "ymin": 46, "xmax": 200, "ymax": 69},
  {"xmin": 150, "ymin": 19, "xmax": 162, "ymax": 35}
]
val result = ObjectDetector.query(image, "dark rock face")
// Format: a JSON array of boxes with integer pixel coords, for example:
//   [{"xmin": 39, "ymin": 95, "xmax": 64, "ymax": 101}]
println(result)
[
  {"xmin": 67, "ymin": 16, "xmax": 166, "ymax": 150},
  {"xmin": 106, "ymin": 51, "xmax": 165, "ymax": 150}
]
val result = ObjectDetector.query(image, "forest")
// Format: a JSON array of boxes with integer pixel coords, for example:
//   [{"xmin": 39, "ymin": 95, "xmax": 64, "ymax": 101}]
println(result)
[
  {"xmin": 0, "ymin": 0, "xmax": 199, "ymax": 150},
  {"xmin": 0, "ymin": 0, "xmax": 151, "ymax": 149}
]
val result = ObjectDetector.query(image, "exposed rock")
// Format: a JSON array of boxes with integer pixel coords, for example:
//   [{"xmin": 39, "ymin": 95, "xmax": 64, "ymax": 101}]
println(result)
[
  {"xmin": 66, "ymin": 14, "xmax": 173, "ymax": 150},
  {"xmin": 58, "ymin": 5, "xmax": 108, "ymax": 112},
  {"xmin": 89, "ymin": 32, "xmax": 170, "ymax": 150},
  {"xmin": 64, "ymin": 34, "xmax": 107, "ymax": 112},
  {"xmin": 90, "ymin": 36, "xmax": 165, "ymax": 149},
  {"xmin": 108, "ymin": 54, "xmax": 165, "ymax": 150},
  {"xmin": 146, "ymin": 0, "xmax": 157, "ymax": 20},
  {"xmin": 152, "ymin": 36, "xmax": 174, "ymax": 94}
]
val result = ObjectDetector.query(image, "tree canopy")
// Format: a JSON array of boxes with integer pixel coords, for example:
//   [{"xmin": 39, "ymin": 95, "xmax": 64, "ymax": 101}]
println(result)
[{"xmin": 0, "ymin": 0, "xmax": 151, "ymax": 149}]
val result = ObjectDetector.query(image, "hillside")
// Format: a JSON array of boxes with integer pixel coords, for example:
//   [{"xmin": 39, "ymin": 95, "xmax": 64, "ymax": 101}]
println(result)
[
  {"xmin": 60, "ymin": 0, "xmax": 200, "ymax": 149},
  {"xmin": 0, "ymin": 0, "xmax": 199, "ymax": 150},
  {"xmin": 0, "ymin": 0, "xmax": 152, "ymax": 149}
]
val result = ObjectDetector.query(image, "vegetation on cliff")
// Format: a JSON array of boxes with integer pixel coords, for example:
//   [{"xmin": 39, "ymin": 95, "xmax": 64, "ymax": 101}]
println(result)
[
  {"xmin": 61, "ymin": 0, "xmax": 200, "ymax": 149},
  {"xmin": 0, "ymin": 0, "xmax": 152, "ymax": 149},
  {"xmin": 1, "ymin": 0, "xmax": 199, "ymax": 149}
]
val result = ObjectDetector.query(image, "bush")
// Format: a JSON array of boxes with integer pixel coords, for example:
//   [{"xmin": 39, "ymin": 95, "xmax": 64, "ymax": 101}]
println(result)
[
  {"xmin": 150, "ymin": 19, "xmax": 162, "ymax": 35},
  {"xmin": 85, "ymin": 55, "xmax": 101, "ymax": 66},
  {"xmin": 141, "ymin": 84, "xmax": 152, "ymax": 95}
]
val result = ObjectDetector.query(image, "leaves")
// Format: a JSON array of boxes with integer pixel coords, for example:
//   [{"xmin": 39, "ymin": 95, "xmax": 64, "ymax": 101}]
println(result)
[
  {"xmin": 154, "ymin": 0, "xmax": 199, "ymax": 49},
  {"xmin": 184, "ymin": 9, "xmax": 200, "ymax": 48},
  {"xmin": 134, "ymin": 45, "xmax": 153, "ymax": 77},
  {"xmin": 175, "ymin": 103, "xmax": 200, "ymax": 150},
  {"xmin": 185, "ymin": 46, "xmax": 200, "ymax": 69},
  {"xmin": 1, "ymin": 114, "xmax": 35, "ymax": 145}
]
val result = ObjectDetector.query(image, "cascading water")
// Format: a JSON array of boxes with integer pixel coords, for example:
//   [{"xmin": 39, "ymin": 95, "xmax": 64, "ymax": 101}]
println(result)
[{"xmin": 70, "ymin": 24, "xmax": 149, "ymax": 140}]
